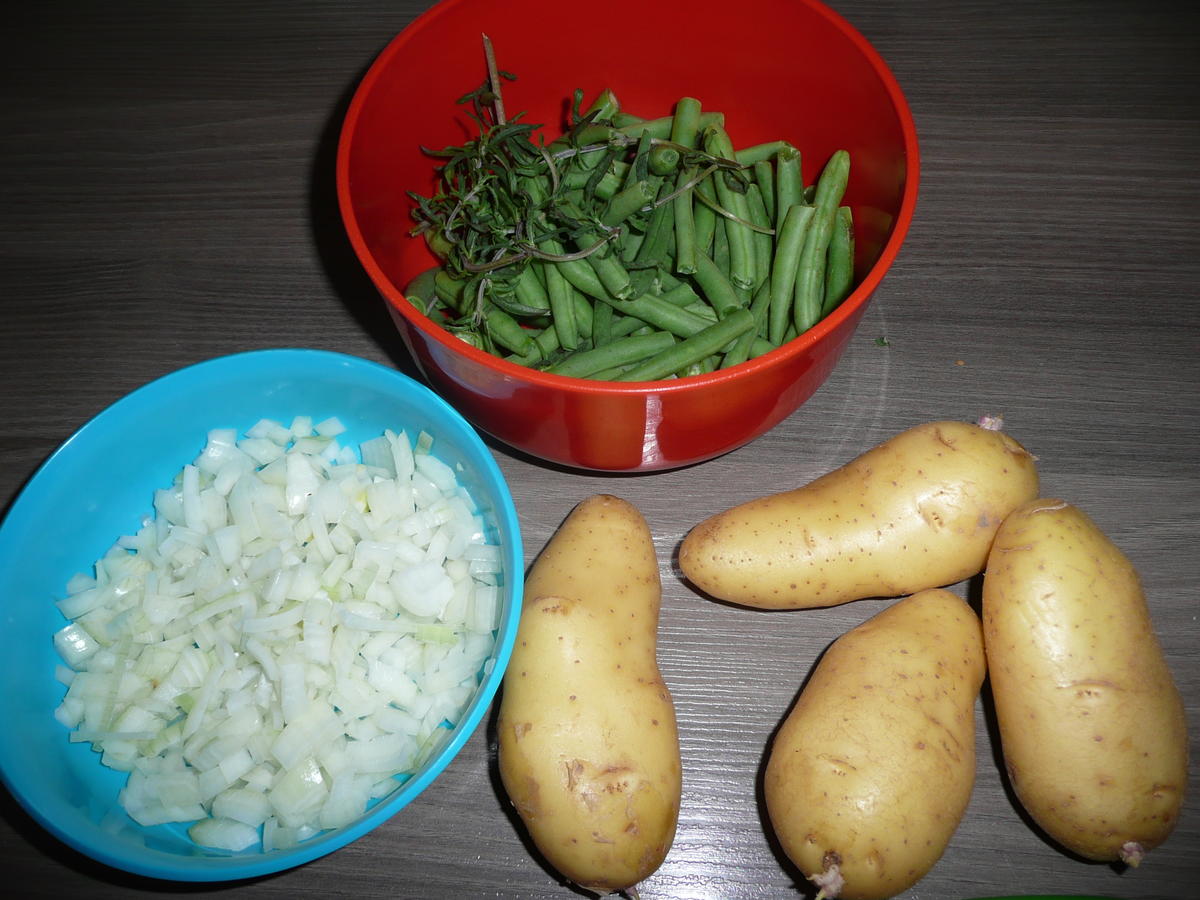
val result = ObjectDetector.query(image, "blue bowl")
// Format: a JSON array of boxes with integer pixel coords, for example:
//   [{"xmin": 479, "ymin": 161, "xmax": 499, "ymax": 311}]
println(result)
[{"xmin": 0, "ymin": 348, "xmax": 524, "ymax": 881}]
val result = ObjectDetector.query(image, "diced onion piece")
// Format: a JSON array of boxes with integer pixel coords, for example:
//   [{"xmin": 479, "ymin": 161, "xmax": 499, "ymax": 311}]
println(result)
[{"xmin": 189, "ymin": 816, "xmax": 260, "ymax": 852}]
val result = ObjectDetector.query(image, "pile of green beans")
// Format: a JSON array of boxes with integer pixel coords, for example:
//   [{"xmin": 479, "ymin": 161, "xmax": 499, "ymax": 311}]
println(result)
[{"xmin": 407, "ymin": 87, "xmax": 853, "ymax": 382}]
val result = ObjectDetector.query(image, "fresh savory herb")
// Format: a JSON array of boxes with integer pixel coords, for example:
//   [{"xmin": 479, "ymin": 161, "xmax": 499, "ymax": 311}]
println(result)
[{"xmin": 406, "ymin": 35, "xmax": 853, "ymax": 380}]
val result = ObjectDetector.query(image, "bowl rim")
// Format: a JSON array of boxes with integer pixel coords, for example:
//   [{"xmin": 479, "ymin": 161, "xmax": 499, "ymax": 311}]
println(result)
[
  {"xmin": 0, "ymin": 347, "xmax": 524, "ymax": 881},
  {"xmin": 335, "ymin": 0, "xmax": 920, "ymax": 396}
]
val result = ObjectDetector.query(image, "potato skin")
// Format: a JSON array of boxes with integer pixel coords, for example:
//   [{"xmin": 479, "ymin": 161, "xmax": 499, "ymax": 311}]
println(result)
[
  {"xmin": 678, "ymin": 420, "xmax": 1038, "ymax": 609},
  {"xmin": 982, "ymin": 498, "xmax": 1188, "ymax": 864},
  {"xmin": 764, "ymin": 589, "xmax": 985, "ymax": 900},
  {"xmin": 497, "ymin": 495, "xmax": 681, "ymax": 894}
]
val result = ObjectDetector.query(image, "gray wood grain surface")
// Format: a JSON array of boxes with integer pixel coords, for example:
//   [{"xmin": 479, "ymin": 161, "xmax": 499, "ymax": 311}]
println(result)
[{"xmin": 2, "ymin": 1, "xmax": 1197, "ymax": 897}]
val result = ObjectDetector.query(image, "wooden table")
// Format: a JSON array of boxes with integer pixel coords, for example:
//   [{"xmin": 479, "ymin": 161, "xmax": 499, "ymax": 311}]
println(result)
[{"xmin": 2, "ymin": 1, "xmax": 1197, "ymax": 897}]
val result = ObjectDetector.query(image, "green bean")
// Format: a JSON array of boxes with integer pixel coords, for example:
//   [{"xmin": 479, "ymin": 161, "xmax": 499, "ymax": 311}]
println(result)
[
  {"xmin": 745, "ymin": 184, "xmax": 773, "ymax": 293},
  {"xmin": 546, "ymin": 331, "xmax": 676, "ymax": 378},
  {"xmin": 658, "ymin": 280, "xmax": 702, "ymax": 307},
  {"xmin": 562, "ymin": 166, "xmax": 623, "ymax": 199},
  {"xmin": 691, "ymin": 175, "xmax": 718, "ymax": 259},
  {"xmin": 504, "ymin": 321, "xmax": 563, "ymax": 366},
  {"xmin": 512, "ymin": 264, "xmax": 551, "ymax": 313},
  {"xmin": 529, "ymin": 324, "xmax": 563, "ymax": 359},
  {"xmin": 482, "ymin": 303, "xmax": 536, "ymax": 356},
  {"xmin": 628, "ymin": 266, "xmax": 660, "ymax": 298},
  {"xmin": 602, "ymin": 291, "xmax": 714, "ymax": 339},
  {"xmin": 489, "ymin": 289, "xmax": 549, "ymax": 319},
  {"xmin": 774, "ymin": 145, "xmax": 804, "ymax": 233},
  {"xmin": 619, "ymin": 221, "xmax": 647, "ymax": 263},
  {"xmin": 821, "ymin": 205, "xmax": 855, "ymax": 317},
  {"xmin": 794, "ymin": 150, "xmax": 850, "ymax": 332},
  {"xmin": 587, "ymin": 364, "xmax": 630, "ymax": 380},
  {"xmin": 652, "ymin": 267, "xmax": 690, "ymax": 292},
  {"xmin": 693, "ymin": 251, "xmax": 745, "ymax": 320},
  {"xmin": 792, "ymin": 208, "xmax": 833, "ymax": 334},
  {"xmin": 720, "ymin": 278, "xmax": 772, "ymax": 368},
  {"xmin": 542, "ymin": 259, "xmax": 579, "ymax": 351},
  {"xmin": 683, "ymin": 300, "xmax": 719, "ymax": 324},
  {"xmin": 591, "ymin": 300, "xmax": 615, "ymax": 346},
  {"xmin": 615, "ymin": 110, "xmax": 724, "ymax": 141},
  {"xmin": 768, "ymin": 204, "xmax": 815, "ymax": 345},
  {"xmin": 617, "ymin": 308, "xmax": 755, "ymax": 381},
  {"xmin": 625, "ymin": 129, "xmax": 655, "ymax": 186},
  {"xmin": 669, "ymin": 97, "xmax": 703, "ymax": 148},
  {"xmin": 672, "ymin": 166, "xmax": 699, "ymax": 275},
  {"xmin": 584, "ymin": 87, "xmax": 620, "ymax": 122},
  {"xmin": 753, "ymin": 160, "xmax": 775, "ymax": 223},
  {"xmin": 533, "ymin": 220, "xmax": 612, "ymax": 302},
  {"xmin": 404, "ymin": 267, "xmax": 439, "ymax": 314},
  {"xmin": 563, "ymin": 156, "xmax": 629, "ymax": 185},
  {"xmin": 601, "ymin": 179, "xmax": 657, "ymax": 228},
  {"xmin": 632, "ymin": 189, "xmax": 675, "ymax": 269},
  {"xmin": 571, "ymin": 288, "xmax": 594, "ymax": 340},
  {"xmin": 557, "ymin": 122, "xmax": 616, "ymax": 151},
  {"xmin": 812, "ymin": 150, "xmax": 850, "ymax": 211},
  {"xmin": 750, "ymin": 276, "xmax": 774, "ymax": 340},
  {"xmin": 735, "ymin": 140, "xmax": 794, "ymax": 167},
  {"xmin": 711, "ymin": 214, "xmax": 731, "ymax": 277},
  {"xmin": 751, "ymin": 340, "xmax": 775, "ymax": 360},
  {"xmin": 735, "ymin": 282, "xmax": 754, "ymax": 309},
  {"xmin": 554, "ymin": 255, "xmax": 610, "ymax": 301},
  {"xmin": 575, "ymin": 226, "xmax": 634, "ymax": 299},
  {"xmin": 680, "ymin": 354, "xmax": 720, "ymax": 377},
  {"xmin": 665, "ymin": 97, "xmax": 704, "ymax": 275},
  {"xmin": 434, "ymin": 269, "xmax": 467, "ymax": 313},
  {"xmin": 610, "ymin": 111, "xmax": 644, "ymax": 129},
  {"xmin": 610, "ymin": 313, "xmax": 652, "ymax": 340},
  {"xmin": 648, "ymin": 145, "xmax": 680, "ymax": 176},
  {"xmin": 703, "ymin": 126, "xmax": 756, "ymax": 289}
]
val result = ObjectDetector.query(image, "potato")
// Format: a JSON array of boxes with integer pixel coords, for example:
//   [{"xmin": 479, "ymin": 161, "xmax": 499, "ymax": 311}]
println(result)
[
  {"xmin": 497, "ymin": 494, "xmax": 681, "ymax": 894},
  {"xmin": 764, "ymin": 589, "xmax": 985, "ymax": 900},
  {"xmin": 982, "ymin": 498, "xmax": 1188, "ymax": 864},
  {"xmin": 679, "ymin": 419, "xmax": 1038, "ymax": 609}
]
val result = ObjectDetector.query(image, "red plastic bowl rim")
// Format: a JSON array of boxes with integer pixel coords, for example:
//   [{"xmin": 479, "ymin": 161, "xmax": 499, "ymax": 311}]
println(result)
[{"xmin": 336, "ymin": 0, "xmax": 920, "ymax": 398}]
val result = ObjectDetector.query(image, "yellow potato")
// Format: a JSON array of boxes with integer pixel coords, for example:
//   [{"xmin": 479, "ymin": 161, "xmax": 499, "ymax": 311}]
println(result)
[
  {"xmin": 497, "ymin": 494, "xmax": 681, "ymax": 894},
  {"xmin": 764, "ymin": 589, "xmax": 985, "ymax": 900},
  {"xmin": 679, "ymin": 419, "xmax": 1039, "ymax": 609},
  {"xmin": 982, "ymin": 498, "xmax": 1188, "ymax": 864}
]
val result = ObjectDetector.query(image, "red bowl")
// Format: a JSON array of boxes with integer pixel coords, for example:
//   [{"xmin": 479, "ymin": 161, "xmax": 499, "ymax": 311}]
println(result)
[{"xmin": 337, "ymin": 0, "xmax": 919, "ymax": 472}]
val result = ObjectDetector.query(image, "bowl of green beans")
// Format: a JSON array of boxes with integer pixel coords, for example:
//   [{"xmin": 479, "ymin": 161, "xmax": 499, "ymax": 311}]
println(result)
[{"xmin": 337, "ymin": 0, "xmax": 919, "ymax": 472}]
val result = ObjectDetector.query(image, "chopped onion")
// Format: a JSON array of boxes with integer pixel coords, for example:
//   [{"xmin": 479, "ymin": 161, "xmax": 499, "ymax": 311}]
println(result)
[{"xmin": 53, "ymin": 420, "xmax": 502, "ymax": 852}]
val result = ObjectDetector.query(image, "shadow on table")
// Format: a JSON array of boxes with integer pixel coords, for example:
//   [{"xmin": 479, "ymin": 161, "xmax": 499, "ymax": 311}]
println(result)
[
  {"xmin": 307, "ymin": 58, "xmax": 421, "ymax": 386},
  {"xmin": 0, "ymin": 781, "xmax": 290, "ymax": 895}
]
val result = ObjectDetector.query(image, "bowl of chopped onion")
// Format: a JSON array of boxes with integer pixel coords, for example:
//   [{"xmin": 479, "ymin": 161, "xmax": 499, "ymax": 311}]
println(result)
[
  {"xmin": 0, "ymin": 348, "xmax": 523, "ymax": 881},
  {"xmin": 337, "ymin": 0, "xmax": 919, "ymax": 471}
]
